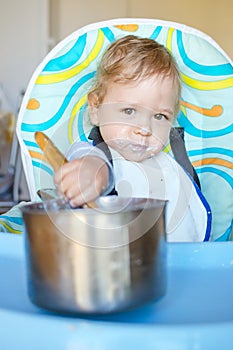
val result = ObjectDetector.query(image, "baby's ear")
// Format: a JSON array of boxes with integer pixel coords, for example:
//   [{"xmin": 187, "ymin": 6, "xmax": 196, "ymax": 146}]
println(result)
[{"xmin": 88, "ymin": 92, "xmax": 99, "ymax": 125}]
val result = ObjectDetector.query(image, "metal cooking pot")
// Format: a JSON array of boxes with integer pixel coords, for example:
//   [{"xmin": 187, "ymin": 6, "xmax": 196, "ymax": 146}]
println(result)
[{"xmin": 21, "ymin": 196, "xmax": 167, "ymax": 314}]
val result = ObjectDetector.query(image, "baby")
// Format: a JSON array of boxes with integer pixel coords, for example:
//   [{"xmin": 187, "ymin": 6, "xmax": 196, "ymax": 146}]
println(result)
[{"xmin": 54, "ymin": 35, "xmax": 211, "ymax": 242}]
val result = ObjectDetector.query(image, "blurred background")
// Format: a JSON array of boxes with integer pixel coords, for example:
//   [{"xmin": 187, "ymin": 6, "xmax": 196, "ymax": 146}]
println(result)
[{"xmin": 0, "ymin": 0, "xmax": 232, "ymax": 204}]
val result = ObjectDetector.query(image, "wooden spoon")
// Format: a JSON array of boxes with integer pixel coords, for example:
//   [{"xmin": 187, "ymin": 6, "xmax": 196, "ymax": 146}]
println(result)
[
  {"xmin": 34, "ymin": 131, "xmax": 97, "ymax": 209},
  {"xmin": 35, "ymin": 131, "xmax": 67, "ymax": 172}
]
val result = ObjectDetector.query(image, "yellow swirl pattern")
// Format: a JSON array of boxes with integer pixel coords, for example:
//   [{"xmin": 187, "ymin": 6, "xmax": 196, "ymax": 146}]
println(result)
[
  {"xmin": 166, "ymin": 28, "xmax": 174, "ymax": 51},
  {"xmin": 0, "ymin": 221, "xmax": 21, "ymax": 234},
  {"xmin": 181, "ymin": 73, "xmax": 233, "ymax": 90},
  {"xmin": 68, "ymin": 95, "xmax": 87, "ymax": 143},
  {"xmin": 36, "ymin": 30, "xmax": 105, "ymax": 84}
]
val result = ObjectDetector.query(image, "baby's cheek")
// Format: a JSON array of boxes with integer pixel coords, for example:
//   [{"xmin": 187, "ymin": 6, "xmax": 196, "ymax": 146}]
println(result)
[
  {"xmin": 153, "ymin": 128, "xmax": 170, "ymax": 147},
  {"xmin": 152, "ymin": 133, "xmax": 168, "ymax": 148},
  {"xmin": 150, "ymin": 144, "xmax": 163, "ymax": 157}
]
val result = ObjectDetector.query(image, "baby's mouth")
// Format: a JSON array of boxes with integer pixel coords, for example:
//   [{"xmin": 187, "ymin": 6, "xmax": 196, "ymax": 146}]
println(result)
[
  {"xmin": 113, "ymin": 139, "xmax": 150, "ymax": 152},
  {"xmin": 129, "ymin": 143, "xmax": 149, "ymax": 152}
]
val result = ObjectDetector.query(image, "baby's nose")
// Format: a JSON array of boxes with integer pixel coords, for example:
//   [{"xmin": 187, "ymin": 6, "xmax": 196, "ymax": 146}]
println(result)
[{"xmin": 134, "ymin": 125, "xmax": 152, "ymax": 136}]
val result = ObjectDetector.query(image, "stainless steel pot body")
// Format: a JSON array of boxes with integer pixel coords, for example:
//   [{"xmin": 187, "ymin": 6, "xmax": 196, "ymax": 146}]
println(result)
[{"xmin": 22, "ymin": 196, "xmax": 167, "ymax": 314}]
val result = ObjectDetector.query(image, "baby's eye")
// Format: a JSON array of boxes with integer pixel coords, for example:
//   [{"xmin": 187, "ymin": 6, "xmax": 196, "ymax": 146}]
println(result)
[
  {"xmin": 153, "ymin": 113, "xmax": 167, "ymax": 121},
  {"xmin": 122, "ymin": 108, "xmax": 135, "ymax": 116}
]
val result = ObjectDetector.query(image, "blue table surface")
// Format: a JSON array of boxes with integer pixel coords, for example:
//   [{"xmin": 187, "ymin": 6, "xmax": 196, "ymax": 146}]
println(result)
[{"xmin": 0, "ymin": 233, "xmax": 233, "ymax": 350}]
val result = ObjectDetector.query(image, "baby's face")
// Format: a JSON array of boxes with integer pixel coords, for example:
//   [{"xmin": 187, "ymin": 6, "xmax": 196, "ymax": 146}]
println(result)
[{"xmin": 89, "ymin": 75, "xmax": 177, "ymax": 162}]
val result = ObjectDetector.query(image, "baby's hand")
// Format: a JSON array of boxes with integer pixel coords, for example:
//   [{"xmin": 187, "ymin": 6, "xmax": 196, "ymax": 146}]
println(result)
[{"xmin": 54, "ymin": 156, "xmax": 109, "ymax": 207}]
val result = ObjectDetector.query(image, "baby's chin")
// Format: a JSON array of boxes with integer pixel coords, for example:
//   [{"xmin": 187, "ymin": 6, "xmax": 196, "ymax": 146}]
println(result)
[
  {"xmin": 118, "ymin": 150, "xmax": 157, "ymax": 162},
  {"xmin": 109, "ymin": 142, "xmax": 163, "ymax": 162}
]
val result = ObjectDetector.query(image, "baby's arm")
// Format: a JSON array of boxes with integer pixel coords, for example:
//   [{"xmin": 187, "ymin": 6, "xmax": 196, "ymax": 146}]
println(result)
[{"xmin": 54, "ymin": 141, "xmax": 114, "ymax": 207}]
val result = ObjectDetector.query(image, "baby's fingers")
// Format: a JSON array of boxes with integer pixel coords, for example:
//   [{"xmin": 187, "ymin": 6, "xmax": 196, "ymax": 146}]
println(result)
[
  {"xmin": 68, "ymin": 185, "xmax": 98, "ymax": 208},
  {"xmin": 54, "ymin": 162, "xmax": 76, "ymax": 186}
]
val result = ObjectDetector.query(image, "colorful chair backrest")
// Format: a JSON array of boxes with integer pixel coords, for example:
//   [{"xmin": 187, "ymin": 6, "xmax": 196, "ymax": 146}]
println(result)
[{"xmin": 16, "ymin": 18, "xmax": 233, "ymax": 241}]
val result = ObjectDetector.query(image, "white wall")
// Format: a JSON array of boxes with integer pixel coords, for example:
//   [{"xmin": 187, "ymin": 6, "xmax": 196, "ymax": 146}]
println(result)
[
  {"xmin": 58, "ymin": 0, "xmax": 128, "ymax": 38},
  {"xmin": 0, "ymin": 0, "xmax": 49, "ymax": 114},
  {"xmin": 0, "ymin": 0, "xmax": 49, "ymax": 200},
  {"xmin": 128, "ymin": 0, "xmax": 233, "ymax": 59},
  {"xmin": 52, "ymin": 0, "xmax": 233, "ymax": 61}
]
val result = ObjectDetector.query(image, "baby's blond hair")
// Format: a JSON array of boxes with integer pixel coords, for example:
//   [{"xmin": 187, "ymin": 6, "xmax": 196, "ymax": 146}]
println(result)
[{"xmin": 89, "ymin": 35, "xmax": 181, "ymax": 116}]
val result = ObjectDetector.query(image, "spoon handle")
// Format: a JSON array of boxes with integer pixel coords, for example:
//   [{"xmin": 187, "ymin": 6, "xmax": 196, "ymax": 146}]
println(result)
[{"xmin": 35, "ymin": 131, "xmax": 67, "ymax": 171}]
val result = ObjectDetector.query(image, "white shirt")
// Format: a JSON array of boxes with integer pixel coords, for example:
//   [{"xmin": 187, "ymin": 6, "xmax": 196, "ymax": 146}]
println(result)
[
  {"xmin": 67, "ymin": 141, "xmax": 211, "ymax": 242},
  {"xmin": 110, "ymin": 148, "xmax": 211, "ymax": 242}
]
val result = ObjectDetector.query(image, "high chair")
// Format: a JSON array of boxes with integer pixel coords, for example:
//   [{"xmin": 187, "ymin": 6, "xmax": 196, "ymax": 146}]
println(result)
[{"xmin": 1, "ymin": 18, "xmax": 233, "ymax": 240}]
